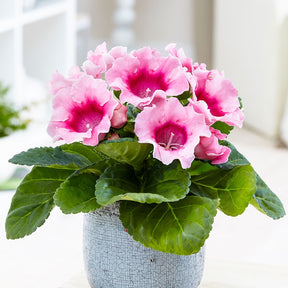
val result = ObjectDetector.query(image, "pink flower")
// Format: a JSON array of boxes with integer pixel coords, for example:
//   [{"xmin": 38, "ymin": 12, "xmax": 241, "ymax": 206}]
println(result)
[
  {"xmin": 134, "ymin": 97, "xmax": 210, "ymax": 169},
  {"xmin": 47, "ymin": 66, "xmax": 82, "ymax": 95},
  {"xmin": 194, "ymin": 128, "xmax": 231, "ymax": 164},
  {"xmin": 82, "ymin": 42, "xmax": 127, "ymax": 79},
  {"xmin": 47, "ymin": 75, "xmax": 118, "ymax": 146},
  {"xmin": 110, "ymin": 103, "xmax": 127, "ymax": 129},
  {"xmin": 166, "ymin": 43, "xmax": 193, "ymax": 73},
  {"xmin": 166, "ymin": 43, "xmax": 196, "ymax": 91},
  {"xmin": 106, "ymin": 47, "xmax": 189, "ymax": 109},
  {"xmin": 193, "ymin": 65, "xmax": 244, "ymax": 127}
]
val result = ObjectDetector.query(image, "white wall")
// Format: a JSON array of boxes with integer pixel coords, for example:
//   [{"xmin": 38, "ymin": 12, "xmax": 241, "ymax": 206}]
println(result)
[
  {"xmin": 77, "ymin": 0, "xmax": 194, "ymax": 56},
  {"xmin": 193, "ymin": 0, "xmax": 214, "ymax": 68},
  {"xmin": 214, "ymin": 0, "xmax": 288, "ymax": 139},
  {"xmin": 134, "ymin": 0, "xmax": 193, "ymax": 51}
]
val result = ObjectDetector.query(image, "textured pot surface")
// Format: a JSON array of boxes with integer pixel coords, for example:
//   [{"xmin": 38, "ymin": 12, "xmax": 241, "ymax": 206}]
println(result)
[{"xmin": 83, "ymin": 204, "xmax": 205, "ymax": 288}]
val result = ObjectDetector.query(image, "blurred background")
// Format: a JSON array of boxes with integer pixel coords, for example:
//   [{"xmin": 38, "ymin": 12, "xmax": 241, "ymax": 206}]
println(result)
[
  {"xmin": 0, "ymin": 0, "xmax": 288, "ymax": 287},
  {"xmin": 1, "ymin": 0, "xmax": 288, "ymax": 181}
]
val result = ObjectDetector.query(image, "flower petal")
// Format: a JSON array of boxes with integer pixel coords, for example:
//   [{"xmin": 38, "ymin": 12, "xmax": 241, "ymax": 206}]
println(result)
[
  {"xmin": 48, "ymin": 75, "xmax": 118, "ymax": 146},
  {"xmin": 135, "ymin": 97, "xmax": 210, "ymax": 168},
  {"xmin": 106, "ymin": 47, "xmax": 189, "ymax": 109}
]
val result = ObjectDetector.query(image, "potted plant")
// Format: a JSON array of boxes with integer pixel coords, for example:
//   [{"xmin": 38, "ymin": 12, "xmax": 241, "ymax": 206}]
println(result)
[
  {"xmin": 0, "ymin": 82, "xmax": 28, "ymax": 138},
  {"xmin": 0, "ymin": 82, "xmax": 30, "ymax": 190},
  {"xmin": 5, "ymin": 43, "xmax": 285, "ymax": 288}
]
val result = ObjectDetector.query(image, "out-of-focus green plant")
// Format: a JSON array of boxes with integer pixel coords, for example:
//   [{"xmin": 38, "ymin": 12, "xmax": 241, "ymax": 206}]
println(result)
[{"xmin": 0, "ymin": 82, "xmax": 29, "ymax": 138}]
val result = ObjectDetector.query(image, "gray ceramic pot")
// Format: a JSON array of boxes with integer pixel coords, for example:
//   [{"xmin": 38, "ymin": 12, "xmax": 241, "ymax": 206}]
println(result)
[{"xmin": 83, "ymin": 204, "xmax": 205, "ymax": 288}]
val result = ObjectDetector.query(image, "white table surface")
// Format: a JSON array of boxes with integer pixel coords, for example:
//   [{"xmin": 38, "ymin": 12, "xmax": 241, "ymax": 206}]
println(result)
[
  {"xmin": 59, "ymin": 258, "xmax": 288, "ymax": 288},
  {"xmin": 1, "ymin": 129, "xmax": 287, "ymax": 288}
]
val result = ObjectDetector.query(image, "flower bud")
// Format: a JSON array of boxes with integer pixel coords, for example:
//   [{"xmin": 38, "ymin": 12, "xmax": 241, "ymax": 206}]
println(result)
[
  {"xmin": 108, "ymin": 133, "xmax": 120, "ymax": 140},
  {"xmin": 110, "ymin": 103, "xmax": 127, "ymax": 129}
]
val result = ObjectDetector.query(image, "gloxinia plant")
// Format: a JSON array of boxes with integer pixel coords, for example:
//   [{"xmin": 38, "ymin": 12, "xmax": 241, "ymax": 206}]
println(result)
[{"xmin": 5, "ymin": 43, "xmax": 285, "ymax": 255}]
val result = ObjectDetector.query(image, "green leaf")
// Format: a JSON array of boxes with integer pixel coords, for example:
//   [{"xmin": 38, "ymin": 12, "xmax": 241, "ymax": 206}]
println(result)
[
  {"xmin": 5, "ymin": 167, "xmax": 74, "ymax": 239},
  {"xmin": 119, "ymin": 196, "xmax": 218, "ymax": 255},
  {"xmin": 143, "ymin": 160, "xmax": 191, "ymax": 200},
  {"xmin": 54, "ymin": 159, "xmax": 118, "ymax": 213},
  {"xmin": 176, "ymin": 89, "xmax": 192, "ymax": 100},
  {"xmin": 218, "ymin": 141, "xmax": 286, "ymax": 219},
  {"xmin": 211, "ymin": 121, "xmax": 234, "ymax": 135},
  {"xmin": 250, "ymin": 175, "xmax": 286, "ymax": 219},
  {"xmin": 238, "ymin": 97, "xmax": 243, "ymax": 109},
  {"xmin": 95, "ymin": 164, "xmax": 140, "ymax": 205},
  {"xmin": 191, "ymin": 165, "xmax": 256, "ymax": 216},
  {"xmin": 95, "ymin": 161, "xmax": 191, "ymax": 206},
  {"xmin": 9, "ymin": 146, "xmax": 91, "ymax": 168},
  {"xmin": 126, "ymin": 103, "xmax": 140, "ymax": 122},
  {"xmin": 95, "ymin": 138, "xmax": 152, "ymax": 170},
  {"xmin": 54, "ymin": 172, "xmax": 101, "ymax": 214},
  {"xmin": 113, "ymin": 90, "xmax": 121, "ymax": 99},
  {"xmin": 216, "ymin": 140, "xmax": 250, "ymax": 169},
  {"xmin": 61, "ymin": 142, "xmax": 104, "ymax": 163},
  {"xmin": 187, "ymin": 159, "xmax": 219, "ymax": 176}
]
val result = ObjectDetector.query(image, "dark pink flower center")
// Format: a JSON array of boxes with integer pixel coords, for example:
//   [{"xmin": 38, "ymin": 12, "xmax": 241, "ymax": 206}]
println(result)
[
  {"xmin": 128, "ymin": 69, "xmax": 168, "ymax": 98},
  {"xmin": 155, "ymin": 123, "xmax": 187, "ymax": 151},
  {"xmin": 69, "ymin": 101, "xmax": 104, "ymax": 132},
  {"xmin": 195, "ymin": 88, "xmax": 225, "ymax": 117}
]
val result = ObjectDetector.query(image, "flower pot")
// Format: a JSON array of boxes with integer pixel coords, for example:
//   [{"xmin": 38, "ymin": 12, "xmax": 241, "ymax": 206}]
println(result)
[{"xmin": 83, "ymin": 204, "xmax": 205, "ymax": 288}]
